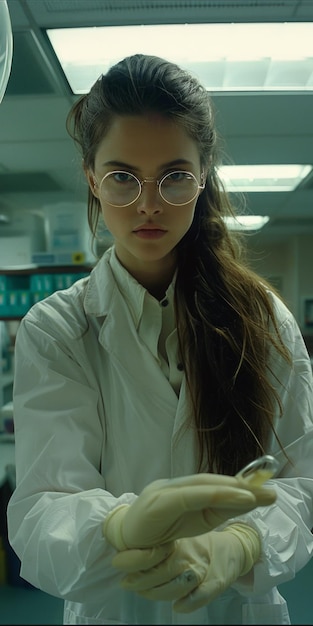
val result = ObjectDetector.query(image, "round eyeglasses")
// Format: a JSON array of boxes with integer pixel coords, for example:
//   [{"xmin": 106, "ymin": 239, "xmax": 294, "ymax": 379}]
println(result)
[{"xmin": 95, "ymin": 170, "xmax": 205, "ymax": 207}]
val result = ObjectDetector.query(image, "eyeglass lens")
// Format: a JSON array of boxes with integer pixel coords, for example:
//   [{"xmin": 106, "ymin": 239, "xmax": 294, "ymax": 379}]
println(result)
[{"xmin": 99, "ymin": 171, "xmax": 200, "ymax": 206}]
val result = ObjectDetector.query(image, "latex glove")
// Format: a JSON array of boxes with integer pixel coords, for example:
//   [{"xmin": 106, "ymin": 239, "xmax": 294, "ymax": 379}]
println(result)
[
  {"xmin": 114, "ymin": 523, "xmax": 261, "ymax": 613},
  {"xmin": 102, "ymin": 473, "xmax": 275, "ymax": 550}
]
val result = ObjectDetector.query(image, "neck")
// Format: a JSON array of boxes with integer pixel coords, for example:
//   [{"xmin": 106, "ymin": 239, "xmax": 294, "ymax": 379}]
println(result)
[
  {"xmin": 114, "ymin": 248, "xmax": 177, "ymax": 299},
  {"xmin": 133, "ymin": 263, "xmax": 175, "ymax": 300}
]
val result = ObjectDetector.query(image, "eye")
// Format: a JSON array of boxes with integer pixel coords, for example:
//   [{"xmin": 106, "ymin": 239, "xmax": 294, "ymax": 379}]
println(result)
[
  {"xmin": 164, "ymin": 171, "xmax": 195, "ymax": 183},
  {"xmin": 112, "ymin": 171, "xmax": 136, "ymax": 184},
  {"xmin": 166, "ymin": 171, "xmax": 187, "ymax": 181}
]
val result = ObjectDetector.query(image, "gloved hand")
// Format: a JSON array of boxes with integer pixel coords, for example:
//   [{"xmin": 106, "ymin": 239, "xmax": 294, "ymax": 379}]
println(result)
[
  {"xmin": 102, "ymin": 473, "xmax": 275, "ymax": 550},
  {"xmin": 113, "ymin": 523, "xmax": 261, "ymax": 613}
]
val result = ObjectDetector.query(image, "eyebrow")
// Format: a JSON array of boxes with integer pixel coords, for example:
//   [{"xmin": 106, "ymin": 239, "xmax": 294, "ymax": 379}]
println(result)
[{"xmin": 102, "ymin": 159, "xmax": 194, "ymax": 171}]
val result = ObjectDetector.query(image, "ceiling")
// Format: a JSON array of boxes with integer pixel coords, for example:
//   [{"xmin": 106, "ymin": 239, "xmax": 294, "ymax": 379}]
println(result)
[{"xmin": 1, "ymin": 0, "xmax": 313, "ymax": 246}]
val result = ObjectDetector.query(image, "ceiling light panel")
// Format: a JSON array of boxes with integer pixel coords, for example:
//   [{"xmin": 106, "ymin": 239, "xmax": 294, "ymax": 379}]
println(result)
[
  {"xmin": 46, "ymin": 22, "xmax": 313, "ymax": 94},
  {"xmin": 219, "ymin": 164, "xmax": 313, "ymax": 192},
  {"xmin": 224, "ymin": 215, "xmax": 270, "ymax": 231},
  {"xmin": 30, "ymin": 0, "xmax": 311, "ymax": 27}
]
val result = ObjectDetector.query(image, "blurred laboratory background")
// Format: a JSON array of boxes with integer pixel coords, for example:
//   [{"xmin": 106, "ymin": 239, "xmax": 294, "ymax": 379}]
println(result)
[{"xmin": 0, "ymin": 0, "xmax": 313, "ymax": 623}]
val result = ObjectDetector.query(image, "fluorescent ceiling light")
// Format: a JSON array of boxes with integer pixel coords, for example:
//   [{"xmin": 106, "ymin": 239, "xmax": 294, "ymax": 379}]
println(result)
[
  {"xmin": 219, "ymin": 164, "xmax": 312, "ymax": 192},
  {"xmin": 46, "ymin": 22, "xmax": 313, "ymax": 94},
  {"xmin": 224, "ymin": 215, "xmax": 269, "ymax": 231}
]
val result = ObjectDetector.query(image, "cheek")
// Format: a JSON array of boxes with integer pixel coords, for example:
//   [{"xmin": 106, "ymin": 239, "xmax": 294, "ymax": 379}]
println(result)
[{"xmin": 100, "ymin": 203, "xmax": 128, "ymax": 234}]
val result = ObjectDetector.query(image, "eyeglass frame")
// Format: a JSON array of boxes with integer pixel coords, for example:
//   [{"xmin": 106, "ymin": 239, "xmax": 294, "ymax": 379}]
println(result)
[{"xmin": 93, "ymin": 169, "xmax": 206, "ymax": 207}]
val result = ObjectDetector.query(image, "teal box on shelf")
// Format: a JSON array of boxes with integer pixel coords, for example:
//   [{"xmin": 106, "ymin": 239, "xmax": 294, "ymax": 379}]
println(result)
[
  {"xmin": 0, "ymin": 270, "xmax": 90, "ymax": 318},
  {"xmin": 0, "ymin": 289, "xmax": 31, "ymax": 317},
  {"xmin": 55, "ymin": 273, "xmax": 83, "ymax": 290},
  {"xmin": 0, "ymin": 277, "xmax": 30, "ymax": 315},
  {"xmin": 19, "ymin": 291, "xmax": 31, "ymax": 313},
  {"xmin": 0, "ymin": 291, "xmax": 7, "ymax": 311},
  {"xmin": 30, "ymin": 273, "xmax": 54, "ymax": 292},
  {"xmin": 8, "ymin": 291, "xmax": 31, "ymax": 317},
  {"xmin": 32, "ymin": 291, "xmax": 51, "ymax": 304}
]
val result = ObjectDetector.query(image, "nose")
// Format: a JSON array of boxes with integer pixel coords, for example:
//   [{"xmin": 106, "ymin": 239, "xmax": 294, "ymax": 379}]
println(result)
[{"xmin": 136, "ymin": 180, "xmax": 163, "ymax": 214}]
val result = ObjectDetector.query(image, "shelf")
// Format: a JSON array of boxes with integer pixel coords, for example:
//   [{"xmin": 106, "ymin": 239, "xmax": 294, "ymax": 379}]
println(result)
[
  {"xmin": 0, "ymin": 265, "xmax": 93, "ymax": 320},
  {"xmin": 0, "ymin": 316, "xmax": 23, "ymax": 321},
  {"xmin": 0, "ymin": 264, "xmax": 94, "ymax": 275}
]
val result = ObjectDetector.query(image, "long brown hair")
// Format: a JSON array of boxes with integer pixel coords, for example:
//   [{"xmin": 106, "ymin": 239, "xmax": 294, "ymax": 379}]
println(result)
[{"xmin": 66, "ymin": 54, "xmax": 291, "ymax": 474}]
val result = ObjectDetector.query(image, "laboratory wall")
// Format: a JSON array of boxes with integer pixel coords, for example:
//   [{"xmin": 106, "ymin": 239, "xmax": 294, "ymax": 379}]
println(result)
[{"xmin": 247, "ymin": 233, "xmax": 313, "ymax": 360}]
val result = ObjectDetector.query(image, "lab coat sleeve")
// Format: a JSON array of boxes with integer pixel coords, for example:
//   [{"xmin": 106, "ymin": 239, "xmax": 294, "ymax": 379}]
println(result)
[
  {"xmin": 7, "ymin": 307, "xmax": 137, "ymax": 602},
  {"xmin": 226, "ymin": 299, "xmax": 313, "ymax": 596}
]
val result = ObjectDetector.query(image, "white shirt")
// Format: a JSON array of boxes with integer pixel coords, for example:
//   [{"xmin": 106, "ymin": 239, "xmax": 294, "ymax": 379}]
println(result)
[
  {"xmin": 109, "ymin": 248, "xmax": 183, "ymax": 395},
  {"xmin": 7, "ymin": 246, "xmax": 313, "ymax": 625}
]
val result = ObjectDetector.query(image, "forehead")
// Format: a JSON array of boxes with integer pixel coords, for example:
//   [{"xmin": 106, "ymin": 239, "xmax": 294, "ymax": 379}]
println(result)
[{"xmin": 94, "ymin": 113, "xmax": 201, "ymax": 170}]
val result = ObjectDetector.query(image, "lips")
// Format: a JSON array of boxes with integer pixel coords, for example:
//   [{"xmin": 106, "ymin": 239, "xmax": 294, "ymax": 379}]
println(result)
[
  {"xmin": 133, "ymin": 224, "xmax": 166, "ymax": 232},
  {"xmin": 133, "ymin": 224, "xmax": 167, "ymax": 239}
]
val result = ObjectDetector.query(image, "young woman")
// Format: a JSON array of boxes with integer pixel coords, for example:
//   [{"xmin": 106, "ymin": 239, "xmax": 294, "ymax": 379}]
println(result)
[{"xmin": 7, "ymin": 54, "xmax": 313, "ymax": 625}]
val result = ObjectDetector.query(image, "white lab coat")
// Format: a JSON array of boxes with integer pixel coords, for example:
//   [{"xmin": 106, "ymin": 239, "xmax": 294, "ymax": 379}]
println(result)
[{"xmin": 7, "ymin": 247, "xmax": 313, "ymax": 625}]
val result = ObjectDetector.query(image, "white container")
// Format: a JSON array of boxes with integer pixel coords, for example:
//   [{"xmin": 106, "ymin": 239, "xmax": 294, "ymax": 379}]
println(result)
[
  {"xmin": 43, "ymin": 202, "xmax": 94, "ymax": 263},
  {"xmin": 0, "ymin": 210, "xmax": 45, "ymax": 266},
  {"xmin": 0, "ymin": 236, "xmax": 32, "ymax": 266}
]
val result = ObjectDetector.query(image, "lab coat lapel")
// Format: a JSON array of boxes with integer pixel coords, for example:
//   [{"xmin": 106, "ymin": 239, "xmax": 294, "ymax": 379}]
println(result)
[{"xmin": 85, "ymin": 249, "xmax": 199, "ymax": 474}]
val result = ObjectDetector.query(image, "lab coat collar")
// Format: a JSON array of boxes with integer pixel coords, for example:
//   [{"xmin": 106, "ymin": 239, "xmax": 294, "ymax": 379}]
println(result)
[
  {"xmin": 84, "ymin": 247, "xmax": 145, "ymax": 324},
  {"xmin": 84, "ymin": 245, "xmax": 176, "ymax": 325},
  {"xmin": 108, "ymin": 247, "xmax": 146, "ymax": 329}
]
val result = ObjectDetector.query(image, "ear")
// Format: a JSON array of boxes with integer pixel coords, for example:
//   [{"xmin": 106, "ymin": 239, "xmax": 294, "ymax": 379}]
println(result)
[{"xmin": 85, "ymin": 167, "xmax": 100, "ymax": 199}]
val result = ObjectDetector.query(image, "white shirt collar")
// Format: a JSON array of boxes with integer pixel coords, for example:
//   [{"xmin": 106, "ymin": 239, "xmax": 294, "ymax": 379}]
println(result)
[{"xmin": 108, "ymin": 245, "xmax": 176, "ymax": 329}]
